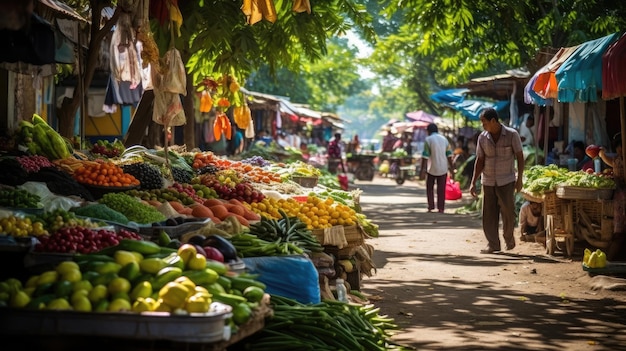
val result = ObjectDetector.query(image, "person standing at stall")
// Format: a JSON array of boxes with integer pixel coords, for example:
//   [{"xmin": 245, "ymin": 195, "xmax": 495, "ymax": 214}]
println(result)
[
  {"xmin": 419, "ymin": 123, "xmax": 453, "ymax": 213},
  {"xmin": 599, "ymin": 133, "xmax": 625, "ymax": 260},
  {"xmin": 470, "ymin": 108, "xmax": 525, "ymax": 254},
  {"xmin": 327, "ymin": 133, "xmax": 346, "ymax": 174}
]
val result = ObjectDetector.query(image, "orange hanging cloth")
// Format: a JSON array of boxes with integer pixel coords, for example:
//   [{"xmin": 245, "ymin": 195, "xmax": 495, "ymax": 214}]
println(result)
[
  {"xmin": 213, "ymin": 112, "xmax": 232, "ymax": 141},
  {"xmin": 200, "ymin": 90, "xmax": 213, "ymax": 113}
]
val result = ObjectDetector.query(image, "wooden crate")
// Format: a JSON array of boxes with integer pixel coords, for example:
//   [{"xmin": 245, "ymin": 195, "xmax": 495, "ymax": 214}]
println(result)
[{"xmin": 576, "ymin": 199, "xmax": 614, "ymax": 241}]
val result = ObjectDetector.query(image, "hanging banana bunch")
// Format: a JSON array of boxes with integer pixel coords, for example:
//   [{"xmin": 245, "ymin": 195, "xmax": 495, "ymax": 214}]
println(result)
[{"xmin": 292, "ymin": 0, "xmax": 311, "ymax": 13}]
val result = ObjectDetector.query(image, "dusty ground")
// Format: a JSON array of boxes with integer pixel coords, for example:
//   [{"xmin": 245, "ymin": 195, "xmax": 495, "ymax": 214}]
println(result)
[{"xmin": 354, "ymin": 176, "xmax": 626, "ymax": 351}]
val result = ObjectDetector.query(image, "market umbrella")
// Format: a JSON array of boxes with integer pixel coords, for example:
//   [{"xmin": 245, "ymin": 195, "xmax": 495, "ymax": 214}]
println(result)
[
  {"xmin": 555, "ymin": 32, "xmax": 619, "ymax": 103},
  {"xmin": 532, "ymin": 46, "xmax": 580, "ymax": 100},
  {"xmin": 602, "ymin": 32, "xmax": 626, "ymax": 177},
  {"xmin": 405, "ymin": 110, "xmax": 437, "ymax": 123}
]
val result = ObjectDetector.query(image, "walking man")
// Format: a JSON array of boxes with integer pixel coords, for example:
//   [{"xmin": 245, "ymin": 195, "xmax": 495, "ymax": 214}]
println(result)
[
  {"xmin": 470, "ymin": 108, "xmax": 525, "ymax": 254},
  {"xmin": 420, "ymin": 123, "xmax": 453, "ymax": 213}
]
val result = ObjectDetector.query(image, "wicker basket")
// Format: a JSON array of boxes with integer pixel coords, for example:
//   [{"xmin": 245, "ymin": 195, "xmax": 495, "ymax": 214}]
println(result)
[
  {"xmin": 291, "ymin": 176, "xmax": 319, "ymax": 188},
  {"xmin": 576, "ymin": 199, "xmax": 614, "ymax": 241},
  {"xmin": 312, "ymin": 225, "xmax": 365, "ymax": 248},
  {"xmin": 556, "ymin": 185, "xmax": 614, "ymax": 200}
]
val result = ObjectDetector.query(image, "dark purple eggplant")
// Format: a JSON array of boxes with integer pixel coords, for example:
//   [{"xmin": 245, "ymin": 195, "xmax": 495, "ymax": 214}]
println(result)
[
  {"xmin": 187, "ymin": 235, "xmax": 207, "ymax": 247},
  {"xmin": 203, "ymin": 235, "xmax": 238, "ymax": 261}
]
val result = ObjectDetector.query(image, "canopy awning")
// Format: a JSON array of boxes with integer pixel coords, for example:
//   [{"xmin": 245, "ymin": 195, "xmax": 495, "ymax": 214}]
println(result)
[
  {"xmin": 405, "ymin": 110, "xmax": 438, "ymax": 123},
  {"xmin": 430, "ymin": 89, "xmax": 469, "ymax": 104},
  {"xmin": 556, "ymin": 32, "xmax": 619, "ymax": 103},
  {"xmin": 602, "ymin": 32, "xmax": 626, "ymax": 100},
  {"xmin": 530, "ymin": 46, "xmax": 580, "ymax": 101}
]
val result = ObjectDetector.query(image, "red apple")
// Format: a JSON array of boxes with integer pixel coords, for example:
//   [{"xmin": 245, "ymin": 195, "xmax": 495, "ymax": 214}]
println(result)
[{"xmin": 585, "ymin": 145, "xmax": 601, "ymax": 158}]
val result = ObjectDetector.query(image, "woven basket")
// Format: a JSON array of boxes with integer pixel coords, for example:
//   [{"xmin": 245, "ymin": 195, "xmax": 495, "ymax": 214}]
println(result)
[
  {"xmin": 576, "ymin": 199, "xmax": 614, "ymax": 241},
  {"xmin": 556, "ymin": 185, "xmax": 614, "ymax": 200},
  {"xmin": 343, "ymin": 225, "xmax": 365, "ymax": 247},
  {"xmin": 312, "ymin": 225, "xmax": 365, "ymax": 248}
]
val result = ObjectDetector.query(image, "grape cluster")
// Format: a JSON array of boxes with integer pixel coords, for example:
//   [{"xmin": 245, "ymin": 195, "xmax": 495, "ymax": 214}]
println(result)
[
  {"xmin": 122, "ymin": 163, "xmax": 164, "ymax": 190},
  {"xmin": 91, "ymin": 144, "xmax": 120, "ymax": 158},
  {"xmin": 202, "ymin": 178, "xmax": 265, "ymax": 203},
  {"xmin": 34, "ymin": 226, "xmax": 142, "ymax": 254},
  {"xmin": 171, "ymin": 167, "xmax": 193, "ymax": 183},
  {"xmin": 241, "ymin": 156, "xmax": 270, "ymax": 167},
  {"xmin": 16, "ymin": 155, "xmax": 55, "ymax": 173},
  {"xmin": 197, "ymin": 164, "xmax": 220, "ymax": 175}
]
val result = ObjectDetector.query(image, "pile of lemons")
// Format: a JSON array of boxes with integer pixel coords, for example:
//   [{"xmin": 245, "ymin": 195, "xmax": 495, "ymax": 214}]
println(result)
[{"xmin": 246, "ymin": 195, "xmax": 357, "ymax": 229}]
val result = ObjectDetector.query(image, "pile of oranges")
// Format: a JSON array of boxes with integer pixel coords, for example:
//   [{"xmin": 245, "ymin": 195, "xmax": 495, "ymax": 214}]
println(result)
[{"xmin": 72, "ymin": 160, "xmax": 140, "ymax": 187}]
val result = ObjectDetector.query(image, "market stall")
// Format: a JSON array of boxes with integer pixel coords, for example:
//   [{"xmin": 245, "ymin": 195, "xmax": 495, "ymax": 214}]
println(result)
[
  {"xmin": 0, "ymin": 114, "xmax": 394, "ymax": 349},
  {"xmin": 522, "ymin": 164, "xmax": 615, "ymax": 257}
]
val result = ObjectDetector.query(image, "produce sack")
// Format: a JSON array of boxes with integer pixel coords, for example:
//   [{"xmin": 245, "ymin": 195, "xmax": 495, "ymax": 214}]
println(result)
[
  {"xmin": 445, "ymin": 175, "xmax": 462, "ymax": 200},
  {"xmin": 242, "ymin": 255, "xmax": 320, "ymax": 304}
]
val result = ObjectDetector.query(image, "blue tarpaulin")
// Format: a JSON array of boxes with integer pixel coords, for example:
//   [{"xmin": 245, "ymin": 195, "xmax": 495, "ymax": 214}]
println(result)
[{"xmin": 430, "ymin": 89, "xmax": 509, "ymax": 120}]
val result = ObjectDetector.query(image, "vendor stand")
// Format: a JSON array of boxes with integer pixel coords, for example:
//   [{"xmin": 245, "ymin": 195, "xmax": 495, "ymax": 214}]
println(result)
[
  {"xmin": 522, "ymin": 165, "xmax": 616, "ymax": 257},
  {"xmin": 346, "ymin": 154, "xmax": 377, "ymax": 181}
]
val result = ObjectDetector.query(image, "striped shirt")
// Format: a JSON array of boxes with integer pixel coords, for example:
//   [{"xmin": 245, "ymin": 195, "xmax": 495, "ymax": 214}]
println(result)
[{"xmin": 476, "ymin": 125, "xmax": 523, "ymax": 186}]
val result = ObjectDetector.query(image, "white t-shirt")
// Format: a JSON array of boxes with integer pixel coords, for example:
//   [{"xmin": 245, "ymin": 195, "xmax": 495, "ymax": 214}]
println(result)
[{"xmin": 422, "ymin": 133, "xmax": 452, "ymax": 176}]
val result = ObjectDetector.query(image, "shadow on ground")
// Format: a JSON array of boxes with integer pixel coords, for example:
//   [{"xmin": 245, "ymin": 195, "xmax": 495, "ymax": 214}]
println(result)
[{"xmin": 354, "ymin": 177, "xmax": 626, "ymax": 351}]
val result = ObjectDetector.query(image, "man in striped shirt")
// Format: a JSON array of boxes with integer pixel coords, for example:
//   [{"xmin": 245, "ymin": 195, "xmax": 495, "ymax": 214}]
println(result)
[{"xmin": 470, "ymin": 108, "xmax": 525, "ymax": 254}]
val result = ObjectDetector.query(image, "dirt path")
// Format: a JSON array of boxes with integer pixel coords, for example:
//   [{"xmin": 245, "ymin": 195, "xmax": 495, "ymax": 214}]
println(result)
[{"xmin": 354, "ymin": 176, "xmax": 626, "ymax": 351}]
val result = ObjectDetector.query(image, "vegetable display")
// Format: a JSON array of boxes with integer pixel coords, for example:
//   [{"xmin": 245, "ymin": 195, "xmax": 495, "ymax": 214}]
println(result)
[
  {"xmin": 523, "ymin": 164, "xmax": 615, "ymax": 194},
  {"xmin": 236, "ymin": 295, "xmax": 407, "ymax": 351}
]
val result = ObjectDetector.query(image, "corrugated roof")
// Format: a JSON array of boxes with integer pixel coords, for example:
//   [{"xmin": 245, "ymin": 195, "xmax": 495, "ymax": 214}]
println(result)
[{"xmin": 38, "ymin": 0, "xmax": 88, "ymax": 22}]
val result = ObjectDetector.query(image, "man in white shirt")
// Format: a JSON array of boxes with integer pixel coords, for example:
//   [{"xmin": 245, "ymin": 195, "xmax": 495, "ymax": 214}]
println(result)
[{"xmin": 420, "ymin": 123, "xmax": 454, "ymax": 213}]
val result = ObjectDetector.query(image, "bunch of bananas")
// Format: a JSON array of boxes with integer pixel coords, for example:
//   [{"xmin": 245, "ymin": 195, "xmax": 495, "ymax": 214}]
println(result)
[{"xmin": 16, "ymin": 115, "xmax": 73, "ymax": 160}]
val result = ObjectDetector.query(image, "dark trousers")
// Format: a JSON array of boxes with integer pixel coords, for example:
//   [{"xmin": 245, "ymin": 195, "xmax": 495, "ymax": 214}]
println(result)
[
  {"xmin": 426, "ymin": 173, "xmax": 447, "ymax": 212},
  {"xmin": 482, "ymin": 182, "xmax": 516, "ymax": 250}
]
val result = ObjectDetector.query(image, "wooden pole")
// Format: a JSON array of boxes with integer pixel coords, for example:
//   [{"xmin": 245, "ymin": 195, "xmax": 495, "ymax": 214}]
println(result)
[
  {"xmin": 619, "ymin": 96, "xmax": 626, "ymax": 174},
  {"xmin": 544, "ymin": 105, "xmax": 551, "ymax": 165}
]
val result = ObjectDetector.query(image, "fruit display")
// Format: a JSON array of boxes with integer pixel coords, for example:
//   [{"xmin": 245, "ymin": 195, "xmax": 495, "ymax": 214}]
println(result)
[
  {"xmin": 121, "ymin": 162, "xmax": 164, "ymax": 190},
  {"xmin": 1, "ymin": 241, "xmax": 267, "ymax": 322},
  {"xmin": 34, "ymin": 227, "xmax": 143, "ymax": 254},
  {"xmin": 90, "ymin": 139, "xmax": 125, "ymax": 158},
  {"xmin": 0, "ymin": 141, "xmax": 388, "ymax": 351},
  {"xmin": 72, "ymin": 160, "xmax": 140, "ymax": 187},
  {"xmin": 15, "ymin": 115, "xmax": 73, "ymax": 160}
]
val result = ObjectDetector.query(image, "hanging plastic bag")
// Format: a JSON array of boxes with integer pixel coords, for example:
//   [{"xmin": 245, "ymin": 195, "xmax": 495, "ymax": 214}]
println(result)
[
  {"xmin": 445, "ymin": 175, "xmax": 462, "ymax": 200},
  {"xmin": 151, "ymin": 48, "xmax": 187, "ymax": 127}
]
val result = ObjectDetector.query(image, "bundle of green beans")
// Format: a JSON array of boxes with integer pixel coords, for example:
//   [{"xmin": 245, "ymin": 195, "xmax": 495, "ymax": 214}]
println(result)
[
  {"xmin": 247, "ymin": 209, "xmax": 324, "ymax": 254},
  {"xmin": 235, "ymin": 295, "xmax": 408, "ymax": 351},
  {"xmin": 229, "ymin": 233, "xmax": 306, "ymax": 257}
]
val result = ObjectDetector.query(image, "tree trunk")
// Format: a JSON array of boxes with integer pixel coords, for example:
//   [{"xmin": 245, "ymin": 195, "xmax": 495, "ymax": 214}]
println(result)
[
  {"xmin": 57, "ymin": 3, "xmax": 121, "ymax": 138},
  {"xmin": 180, "ymin": 50, "xmax": 195, "ymax": 150}
]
